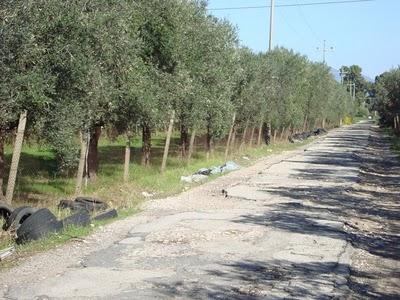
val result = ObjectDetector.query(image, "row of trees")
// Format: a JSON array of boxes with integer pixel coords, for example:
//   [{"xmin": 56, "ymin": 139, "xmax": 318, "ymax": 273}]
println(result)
[
  {"xmin": 1, "ymin": 0, "xmax": 355, "ymax": 203},
  {"xmin": 372, "ymin": 67, "xmax": 400, "ymax": 132}
]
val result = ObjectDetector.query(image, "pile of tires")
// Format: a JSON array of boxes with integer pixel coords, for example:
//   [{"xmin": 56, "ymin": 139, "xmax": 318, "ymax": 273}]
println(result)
[
  {"xmin": 58, "ymin": 197, "xmax": 108, "ymax": 213},
  {"xmin": 16, "ymin": 208, "xmax": 63, "ymax": 244},
  {"xmin": 288, "ymin": 128, "xmax": 327, "ymax": 143},
  {"xmin": 58, "ymin": 196, "xmax": 118, "ymax": 225},
  {"xmin": 0, "ymin": 197, "xmax": 117, "ymax": 245},
  {"xmin": 0, "ymin": 202, "xmax": 13, "ymax": 226}
]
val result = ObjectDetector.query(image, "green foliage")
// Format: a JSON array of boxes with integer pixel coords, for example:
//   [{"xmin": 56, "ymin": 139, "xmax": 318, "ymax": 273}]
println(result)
[
  {"xmin": 1, "ymin": 0, "xmax": 354, "ymax": 174},
  {"xmin": 372, "ymin": 67, "xmax": 400, "ymax": 126}
]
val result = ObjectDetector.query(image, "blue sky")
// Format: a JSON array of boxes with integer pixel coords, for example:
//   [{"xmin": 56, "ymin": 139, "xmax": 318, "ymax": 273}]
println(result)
[{"xmin": 207, "ymin": 0, "xmax": 400, "ymax": 79}]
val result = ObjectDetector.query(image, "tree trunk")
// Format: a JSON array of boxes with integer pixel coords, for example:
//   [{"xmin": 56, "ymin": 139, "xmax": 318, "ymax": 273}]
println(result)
[
  {"xmin": 397, "ymin": 115, "xmax": 400, "ymax": 135},
  {"xmin": 263, "ymin": 122, "xmax": 271, "ymax": 145},
  {"xmin": 322, "ymin": 118, "xmax": 326, "ymax": 129},
  {"xmin": 206, "ymin": 125, "xmax": 212, "ymax": 160},
  {"xmin": 239, "ymin": 121, "xmax": 249, "ymax": 151},
  {"xmin": 303, "ymin": 115, "xmax": 308, "ymax": 132},
  {"xmin": 161, "ymin": 111, "xmax": 175, "ymax": 173},
  {"xmin": 188, "ymin": 129, "xmax": 196, "ymax": 161},
  {"xmin": 287, "ymin": 124, "xmax": 292, "ymax": 140},
  {"xmin": 5, "ymin": 111, "xmax": 27, "ymax": 204},
  {"xmin": 87, "ymin": 126, "xmax": 101, "ymax": 181},
  {"xmin": 273, "ymin": 128, "xmax": 278, "ymax": 143},
  {"xmin": 141, "ymin": 123, "xmax": 151, "ymax": 166},
  {"xmin": 257, "ymin": 121, "xmax": 263, "ymax": 147},
  {"xmin": 123, "ymin": 132, "xmax": 132, "ymax": 183},
  {"xmin": 0, "ymin": 128, "xmax": 6, "ymax": 201},
  {"xmin": 280, "ymin": 126, "xmax": 286, "ymax": 140},
  {"xmin": 248, "ymin": 126, "xmax": 255, "ymax": 147},
  {"xmin": 180, "ymin": 123, "xmax": 189, "ymax": 159},
  {"xmin": 75, "ymin": 132, "xmax": 88, "ymax": 195},
  {"xmin": 224, "ymin": 112, "xmax": 236, "ymax": 160},
  {"xmin": 230, "ymin": 125, "xmax": 237, "ymax": 154}
]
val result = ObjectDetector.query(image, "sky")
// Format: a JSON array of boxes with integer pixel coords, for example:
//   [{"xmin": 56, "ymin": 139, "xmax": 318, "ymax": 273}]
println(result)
[{"xmin": 207, "ymin": 0, "xmax": 400, "ymax": 79}]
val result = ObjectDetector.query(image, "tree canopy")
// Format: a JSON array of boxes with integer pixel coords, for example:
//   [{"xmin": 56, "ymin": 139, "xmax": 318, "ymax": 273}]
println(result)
[{"xmin": 1, "ymin": 0, "xmax": 357, "ymax": 198}]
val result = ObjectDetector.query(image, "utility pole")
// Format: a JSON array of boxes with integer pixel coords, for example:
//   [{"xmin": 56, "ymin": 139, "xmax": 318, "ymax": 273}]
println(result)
[
  {"xmin": 339, "ymin": 68, "xmax": 348, "ymax": 85},
  {"xmin": 268, "ymin": 0, "xmax": 275, "ymax": 51},
  {"xmin": 347, "ymin": 81, "xmax": 355, "ymax": 100},
  {"xmin": 266, "ymin": 0, "xmax": 275, "ymax": 146},
  {"xmin": 317, "ymin": 40, "xmax": 334, "ymax": 64}
]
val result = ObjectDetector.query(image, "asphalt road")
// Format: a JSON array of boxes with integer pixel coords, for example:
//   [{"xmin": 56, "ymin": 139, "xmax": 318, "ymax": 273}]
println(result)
[{"xmin": 1, "ymin": 121, "xmax": 399, "ymax": 299}]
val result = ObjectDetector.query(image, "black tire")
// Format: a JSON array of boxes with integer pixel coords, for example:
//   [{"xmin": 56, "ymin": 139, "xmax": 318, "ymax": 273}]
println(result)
[
  {"xmin": 92, "ymin": 209, "xmax": 118, "ymax": 221},
  {"xmin": 16, "ymin": 208, "xmax": 63, "ymax": 244},
  {"xmin": 58, "ymin": 200, "xmax": 76, "ymax": 210},
  {"xmin": 0, "ymin": 201, "xmax": 13, "ymax": 224},
  {"xmin": 75, "ymin": 197, "xmax": 108, "ymax": 212},
  {"xmin": 57, "ymin": 200, "xmax": 87, "ymax": 212},
  {"xmin": 3, "ymin": 206, "xmax": 37, "ymax": 231},
  {"xmin": 62, "ymin": 211, "xmax": 90, "ymax": 228}
]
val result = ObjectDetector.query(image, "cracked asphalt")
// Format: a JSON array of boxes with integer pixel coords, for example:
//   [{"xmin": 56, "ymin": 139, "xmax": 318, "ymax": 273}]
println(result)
[{"xmin": 1, "ymin": 121, "xmax": 399, "ymax": 299}]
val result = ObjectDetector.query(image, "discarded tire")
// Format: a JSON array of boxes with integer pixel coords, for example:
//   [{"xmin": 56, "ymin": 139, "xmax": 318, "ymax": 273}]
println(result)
[
  {"xmin": 75, "ymin": 197, "xmax": 108, "ymax": 212},
  {"xmin": 3, "ymin": 206, "xmax": 37, "ymax": 231},
  {"xmin": 62, "ymin": 211, "xmax": 90, "ymax": 228},
  {"xmin": 58, "ymin": 200, "xmax": 79, "ymax": 211},
  {"xmin": 92, "ymin": 209, "xmax": 118, "ymax": 221},
  {"xmin": 16, "ymin": 208, "xmax": 63, "ymax": 244},
  {"xmin": 0, "ymin": 201, "xmax": 13, "ymax": 224}
]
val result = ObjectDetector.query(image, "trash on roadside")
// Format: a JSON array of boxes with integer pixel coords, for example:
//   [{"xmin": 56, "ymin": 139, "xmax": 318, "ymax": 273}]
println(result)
[
  {"xmin": 181, "ymin": 161, "xmax": 241, "ymax": 184},
  {"xmin": 221, "ymin": 161, "xmax": 240, "ymax": 173},
  {"xmin": 58, "ymin": 197, "xmax": 108, "ymax": 213},
  {"xmin": 1, "ymin": 196, "xmax": 117, "ymax": 245},
  {"xmin": 210, "ymin": 166, "xmax": 223, "ymax": 175},
  {"xmin": 142, "ymin": 191, "xmax": 155, "ymax": 198},
  {"xmin": 196, "ymin": 168, "xmax": 211, "ymax": 176},
  {"xmin": 180, "ymin": 174, "xmax": 208, "ymax": 183},
  {"xmin": 289, "ymin": 128, "xmax": 327, "ymax": 143}
]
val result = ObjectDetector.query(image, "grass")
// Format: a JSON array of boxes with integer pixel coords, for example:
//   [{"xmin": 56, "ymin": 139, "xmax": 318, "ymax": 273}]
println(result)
[
  {"xmin": 1, "ymin": 133, "xmax": 312, "ymax": 269},
  {"xmin": 386, "ymin": 128, "xmax": 400, "ymax": 158},
  {"xmin": 3, "ymin": 134, "xmax": 309, "ymax": 208}
]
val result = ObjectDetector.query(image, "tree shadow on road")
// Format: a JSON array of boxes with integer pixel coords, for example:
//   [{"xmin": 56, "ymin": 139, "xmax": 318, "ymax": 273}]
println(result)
[
  {"xmin": 151, "ymin": 259, "xmax": 399, "ymax": 299},
  {"xmin": 230, "ymin": 127, "xmax": 400, "ymax": 298}
]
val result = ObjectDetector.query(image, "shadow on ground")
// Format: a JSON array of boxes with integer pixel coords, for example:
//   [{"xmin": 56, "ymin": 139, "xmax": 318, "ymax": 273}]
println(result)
[
  {"xmin": 151, "ymin": 259, "xmax": 399, "ymax": 299},
  {"xmin": 142, "ymin": 125, "xmax": 400, "ymax": 299}
]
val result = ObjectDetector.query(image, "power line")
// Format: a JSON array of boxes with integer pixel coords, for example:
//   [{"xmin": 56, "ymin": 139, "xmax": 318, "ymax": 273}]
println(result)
[
  {"xmin": 207, "ymin": 0, "xmax": 374, "ymax": 11},
  {"xmin": 276, "ymin": 8, "xmax": 303, "ymax": 42},
  {"xmin": 295, "ymin": 1, "xmax": 321, "ymax": 42}
]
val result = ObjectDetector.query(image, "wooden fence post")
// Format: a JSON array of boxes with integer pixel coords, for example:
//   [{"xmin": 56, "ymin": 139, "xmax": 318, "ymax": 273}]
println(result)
[
  {"xmin": 161, "ymin": 110, "xmax": 175, "ymax": 173},
  {"xmin": 187, "ymin": 129, "xmax": 196, "ymax": 161},
  {"xmin": 224, "ymin": 113, "xmax": 236, "ymax": 160},
  {"xmin": 5, "ymin": 111, "xmax": 28, "ymax": 204},
  {"xmin": 75, "ymin": 131, "xmax": 88, "ymax": 195},
  {"xmin": 123, "ymin": 132, "xmax": 132, "ymax": 183}
]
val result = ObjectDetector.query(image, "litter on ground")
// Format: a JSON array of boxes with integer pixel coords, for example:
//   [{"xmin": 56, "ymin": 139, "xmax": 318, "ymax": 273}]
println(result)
[{"xmin": 181, "ymin": 161, "xmax": 241, "ymax": 184}]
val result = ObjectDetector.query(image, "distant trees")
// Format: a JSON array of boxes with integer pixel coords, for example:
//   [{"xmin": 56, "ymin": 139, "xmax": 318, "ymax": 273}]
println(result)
[{"xmin": 1, "ymin": 0, "xmax": 354, "ymax": 202}]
